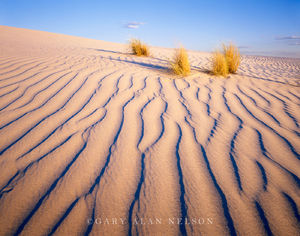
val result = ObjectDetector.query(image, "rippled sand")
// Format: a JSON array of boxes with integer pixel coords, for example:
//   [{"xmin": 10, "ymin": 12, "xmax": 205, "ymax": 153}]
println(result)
[{"xmin": 0, "ymin": 25, "xmax": 299, "ymax": 236}]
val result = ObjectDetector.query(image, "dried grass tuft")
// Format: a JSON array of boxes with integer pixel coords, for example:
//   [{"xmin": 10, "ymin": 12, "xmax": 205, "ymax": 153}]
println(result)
[
  {"xmin": 212, "ymin": 51, "xmax": 228, "ymax": 76},
  {"xmin": 223, "ymin": 43, "xmax": 240, "ymax": 73},
  {"xmin": 171, "ymin": 47, "xmax": 191, "ymax": 76},
  {"xmin": 130, "ymin": 39, "xmax": 150, "ymax": 56}
]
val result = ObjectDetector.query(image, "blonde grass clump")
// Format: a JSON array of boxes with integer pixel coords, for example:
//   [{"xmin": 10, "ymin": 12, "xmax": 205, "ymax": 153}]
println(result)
[
  {"xmin": 212, "ymin": 51, "xmax": 228, "ymax": 76},
  {"xmin": 171, "ymin": 47, "xmax": 191, "ymax": 76},
  {"xmin": 212, "ymin": 43, "xmax": 240, "ymax": 76},
  {"xmin": 223, "ymin": 43, "xmax": 240, "ymax": 73},
  {"xmin": 130, "ymin": 39, "xmax": 150, "ymax": 56}
]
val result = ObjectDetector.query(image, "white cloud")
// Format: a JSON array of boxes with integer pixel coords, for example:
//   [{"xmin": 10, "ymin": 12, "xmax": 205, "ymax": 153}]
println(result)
[
  {"xmin": 275, "ymin": 36, "xmax": 300, "ymax": 46},
  {"xmin": 275, "ymin": 36, "xmax": 300, "ymax": 40},
  {"xmin": 124, "ymin": 22, "xmax": 145, "ymax": 29}
]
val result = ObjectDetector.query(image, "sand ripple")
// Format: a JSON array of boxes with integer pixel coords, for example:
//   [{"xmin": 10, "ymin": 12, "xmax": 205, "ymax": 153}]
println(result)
[{"xmin": 0, "ymin": 26, "xmax": 299, "ymax": 236}]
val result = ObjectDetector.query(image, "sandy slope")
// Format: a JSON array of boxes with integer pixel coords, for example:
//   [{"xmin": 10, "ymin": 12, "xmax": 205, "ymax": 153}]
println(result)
[{"xmin": 0, "ymin": 25, "xmax": 299, "ymax": 236}]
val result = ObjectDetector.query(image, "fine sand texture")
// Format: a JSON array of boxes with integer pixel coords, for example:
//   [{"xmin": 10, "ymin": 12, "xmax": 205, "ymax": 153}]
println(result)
[{"xmin": 0, "ymin": 25, "xmax": 299, "ymax": 236}]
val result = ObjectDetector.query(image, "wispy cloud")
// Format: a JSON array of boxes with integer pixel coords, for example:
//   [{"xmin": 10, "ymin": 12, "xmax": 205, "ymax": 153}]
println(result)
[
  {"xmin": 275, "ymin": 35, "xmax": 300, "ymax": 40},
  {"xmin": 124, "ymin": 22, "xmax": 145, "ymax": 29},
  {"xmin": 238, "ymin": 46, "xmax": 250, "ymax": 49},
  {"xmin": 288, "ymin": 41, "xmax": 300, "ymax": 46},
  {"xmin": 275, "ymin": 35, "xmax": 300, "ymax": 46}
]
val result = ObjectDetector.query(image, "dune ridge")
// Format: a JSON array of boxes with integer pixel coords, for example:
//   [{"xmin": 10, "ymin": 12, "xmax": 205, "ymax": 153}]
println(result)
[{"xmin": 0, "ymin": 25, "xmax": 299, "ymax": 236}]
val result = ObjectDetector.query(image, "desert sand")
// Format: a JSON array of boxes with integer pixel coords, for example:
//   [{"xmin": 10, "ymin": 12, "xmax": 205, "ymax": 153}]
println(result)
[{"xmin": 0, "ymin": 25, "xmax": 299, "ymax": 236}]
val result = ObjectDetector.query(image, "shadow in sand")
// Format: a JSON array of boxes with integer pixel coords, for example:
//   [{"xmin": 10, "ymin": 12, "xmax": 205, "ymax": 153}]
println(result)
[
  {"xmin": 89, "ymin": 48, "xmax": 124, "ymax": 54},
  {"xmin": 104, "ymin": 56, "xmax": 171, "ymax": 73},
  {"xmin": 91, "ymin": 48, "xmax": 169, "ymax": 63},
  {"xmin": 194, "ymin": 67, "xmax": 211, "ymax": 74},
  {"xmin": 192, "ymin": 66, "xmax": 218, "ymax": 76},
  {"xmin": 105, "ymin": 56, "xmax": 216, "ymax": 77},
  {"xmin": 91, "ymin": 48, "xmax": 214, "ymax": 76},
  {"xmin": 87, "ymin": 47, "xmax": 171, "ymax": 73}
]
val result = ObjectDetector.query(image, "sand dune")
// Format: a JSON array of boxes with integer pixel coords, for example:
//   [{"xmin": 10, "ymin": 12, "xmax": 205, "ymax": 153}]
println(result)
[{"xmin": 0, "ymin": 25, "xmax": 299, "ymax": 236}]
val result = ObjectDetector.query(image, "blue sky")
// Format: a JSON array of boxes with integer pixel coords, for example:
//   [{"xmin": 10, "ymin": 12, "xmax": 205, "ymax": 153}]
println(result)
[{"xmin": 1, "ymin": 0, "xmax": 300, "ymax": 57}]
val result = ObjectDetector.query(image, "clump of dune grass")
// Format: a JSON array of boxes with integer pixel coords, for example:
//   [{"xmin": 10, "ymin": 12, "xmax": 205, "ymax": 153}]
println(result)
[
  {"xmin": 212, "ymin": 51, "xmax": 228, "ymax": 76},
  {"xmin": 171, "ymin": 47, "xmax": 191, "ymax": 76},
  {"xmin": 129, "ymin": 39, "xmax": 149, "ymax": 56},
  {"xmin": 223, "ymin": 43, "xmax": 240, "ymax": 73}
]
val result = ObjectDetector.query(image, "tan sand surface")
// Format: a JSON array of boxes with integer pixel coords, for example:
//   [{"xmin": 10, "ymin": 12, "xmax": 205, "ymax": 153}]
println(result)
[{"xmin": 0, "ymin": 25, "xmax": 299, "ymax": 236}]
